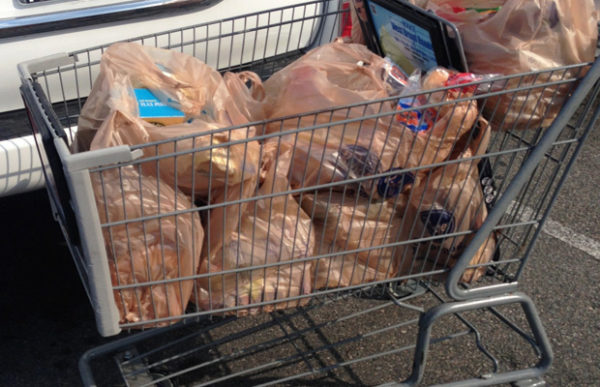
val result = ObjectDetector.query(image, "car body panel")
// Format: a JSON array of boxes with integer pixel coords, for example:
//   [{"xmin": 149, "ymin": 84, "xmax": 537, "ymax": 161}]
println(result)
[{"xmin": 0, "ymin": 0, "xmax": 311, "ymax": 196}]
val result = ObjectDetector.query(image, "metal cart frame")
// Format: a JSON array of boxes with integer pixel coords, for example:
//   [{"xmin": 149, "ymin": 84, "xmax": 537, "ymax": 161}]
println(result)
[{"xmin": 18, "ymin": 1, "xmax": 600, "ymax": 385}]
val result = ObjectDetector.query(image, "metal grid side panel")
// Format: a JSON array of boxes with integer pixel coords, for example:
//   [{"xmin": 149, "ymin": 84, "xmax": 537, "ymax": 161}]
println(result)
[
  {"xmin": 67, "ymin": 59, "xmax": 597, "ymax": 331},
  {"xmin": 17, "ymin": 0, "xmax": 600, "ymax": 335}
]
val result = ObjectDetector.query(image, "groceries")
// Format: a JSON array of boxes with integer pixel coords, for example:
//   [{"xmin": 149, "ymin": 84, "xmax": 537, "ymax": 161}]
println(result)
[
  {"xmin": 263, "ymin": 42, "xmax": 479, "ymax": 203},
  {"xmin": 78, "ymin": 37, "xmax": 512, "ymax": 324},
  {"xmin": 91, "ymin": 165, "xmax": 204, "ymax": 327},
  {"xmin": 416, "ymin": 0, "xmax": 599, "ymax": 129},
  {"xmin": 407, "ymin": 117, "xmax": 495, "ymax": 283},
  {"xmin": 303, "ymin": 191, "xmax": 414, "ymax": 289},
  {"xmin": 195, "ymin": 142, "xmax": 314, "ymax": 314},
  {"xmin": 77, "ymin": 42, "xmax": 261, "ymax": 198}
]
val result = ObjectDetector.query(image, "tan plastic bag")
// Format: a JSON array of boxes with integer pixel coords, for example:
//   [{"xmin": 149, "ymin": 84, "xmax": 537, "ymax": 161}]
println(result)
[
  {"xmin": 90, "ymin": 109, "xmax": 260, "ymax": 198},
  {"xmin": 281, "ymin": 66, "xmax": 479, "ymax": 203},
  {"xmin": 223, "ymin": 71, "xmax": 268, "ymax": 123},
  {"xmin": 301, "ymin": 191, "xmax": 414, "ymax": 289},
  {"xmin": 78, "ymin": 42, "xmax": 262, "ymax": 198},
  {"xmin": 262, "ymin": 41, "xmax": 394, "ymax": 131},
  {"xmin": 92, "ymin": 166, "xmax": 204, "ymax": 327},
  {"xmin": 76, "ymin": 42, "xmax": 255, "ymax": 151},
  {"xmin": 195, "ymin": 141, "xmax": 315, "ymax": 315},
  {"xmin": 423, "ymin": 0, "xmax": 598, "ymax": 129},
  {"xmin": 407, "ymin": 118, "xmax": 496, "ymax": 283}
]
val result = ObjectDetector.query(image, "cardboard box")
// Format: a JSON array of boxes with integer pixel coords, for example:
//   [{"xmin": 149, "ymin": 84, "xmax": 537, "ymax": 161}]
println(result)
[{"xmin": 134, "ymin": 88, "xmax": 186, "ymax": 126}]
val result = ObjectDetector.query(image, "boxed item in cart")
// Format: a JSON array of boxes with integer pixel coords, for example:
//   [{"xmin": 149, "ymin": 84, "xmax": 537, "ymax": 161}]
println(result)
[
  {"xmin": 133, "ymin": 88, "xmax": 186, "ymax": 126},
  {"xmin": 350, "ymin": 0, "xmax": 467, "ymax": 74}
]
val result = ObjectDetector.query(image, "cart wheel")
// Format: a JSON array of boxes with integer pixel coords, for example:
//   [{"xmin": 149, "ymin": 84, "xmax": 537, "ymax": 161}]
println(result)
[
  {"xmin": 116, "ymin": 348, "xmax": 175, "ymax": 387},
  {"xmin": 149, "ymin": 373, "xmax": 174, "ymax": 387},
  {"xmin": 387, "ymin": 279, "xmax": 427, "ymax": 300},
  {"xmin": 511, "ymin": 377, "xmax": 547, "ymax": 387},
  {"xmin": 478, "ymin": 158, "xmax": 497, "ymax": 210}
]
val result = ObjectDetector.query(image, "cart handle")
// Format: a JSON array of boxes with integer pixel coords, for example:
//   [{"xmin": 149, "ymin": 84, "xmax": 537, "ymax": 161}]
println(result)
[{"xmin": 446, "ymin": 57, "xmax": 600, "ymax": 301}]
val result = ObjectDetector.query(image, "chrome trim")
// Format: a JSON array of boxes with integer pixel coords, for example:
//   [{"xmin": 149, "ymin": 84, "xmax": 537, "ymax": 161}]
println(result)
[{"xmin": 0, "ymin": 0, "xmax": 221, "ymax": 38}]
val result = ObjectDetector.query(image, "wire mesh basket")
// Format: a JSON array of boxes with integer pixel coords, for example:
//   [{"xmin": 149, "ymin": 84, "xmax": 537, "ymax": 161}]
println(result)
[{"xmin": 18, "ymin": 0, "xmax": 600, "ymax": 385}]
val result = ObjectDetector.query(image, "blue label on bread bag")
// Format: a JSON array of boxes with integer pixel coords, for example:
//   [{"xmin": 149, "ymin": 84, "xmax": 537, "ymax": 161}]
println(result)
[
  {"xmin": 338, "ymin": 145, "xmax": 382, "ymax": 196},
  {"xmin": 339, "ymin": 145, "xmax": 382, "ymax": 177},
  {"xmin": 377, "ymin": 168, "xmax": 415, "ymax": 198},
  {"xmin": 419, "ymin": 209, "xmax": 455, "ymax": 236}
]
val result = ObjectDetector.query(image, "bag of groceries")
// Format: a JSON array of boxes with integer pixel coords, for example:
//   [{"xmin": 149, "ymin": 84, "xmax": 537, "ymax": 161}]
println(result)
[
  {"xmin": 90, "ymin": 109, "xmax": 261, "ymax": 198},
  {"xmin": 195, "ymin": 141, "xmax": 315, "ymax": 315},
  {"xmin": 76, "ymin": 42, "xmax": 255, "ymax": 147},
  {"xmin": 420, "ymin": 0, "xmax": 598, "ymax": 129},
  {"xmin": 274, "ymin": 66, "xmax": 475, "ymax": 201},
  {"xmin": 300, "ymin": 191, "xmax": 414, "ymax": 289},
  {"xmin": 407, "ymin": 117, "xmax": 496, "ymax": 283},
  {"xmin": 265, "ymin": 42, "xmax": 480, "ymax": 201},
  {"xmin": 76, "ymin": 42, "xmax": 262, "ymax": 199},
  {"xmin": 91, "ymin": 165, "xmax": 204, "ymax": 327},
  {"xmin": 262, "ymin": 40, "xmax": 395, "ymax": 129}
]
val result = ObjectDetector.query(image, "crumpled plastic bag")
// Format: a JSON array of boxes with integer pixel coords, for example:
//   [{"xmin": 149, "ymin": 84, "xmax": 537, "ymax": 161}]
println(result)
[
  {"xmin": 223, "ymin": 70, "xmax": 268, "ymax": 123},
  {"xmin": 90, "ymin": 109, "xmax": 260, "ymax": 198},
  {"xmin": 407, "ymin": 117, "xmax": 496, "ymax": 283},
  {"xmin": 279, "ymin": 65, "xmax": 479, "ymax": 204},
  {"xmin": 75, "ymin": 42, "xmax": 262, "ymax": 198},
  {"xmin": 195, "ymin": 141, "xmax": 315, "ymax": 315},
  {"xmin": 76, "ymin": 42, "xmax": 256, "ymax": 149},
  {"xmin": 421, "ymin": 0, "xmax": 598, "ymax": 129},
  {"xmin": 92, "ymin": 165, "xmax": 204, "ymax": 327},
  {"xmin": 263, "ymin": 40, "xmax": 394, "ymax": 129},
  {"xmin": 301, "ymin": 191, "xmax": 414, "ymax": 289}
]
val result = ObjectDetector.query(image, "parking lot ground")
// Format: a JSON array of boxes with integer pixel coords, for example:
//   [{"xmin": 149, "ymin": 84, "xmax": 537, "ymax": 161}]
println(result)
[{"xmin": 0, "ymin": 125, "xmax": 598, "ymax": 386}]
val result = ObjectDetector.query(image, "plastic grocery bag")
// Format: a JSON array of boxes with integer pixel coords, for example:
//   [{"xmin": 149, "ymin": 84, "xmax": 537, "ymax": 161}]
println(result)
[
  {"xmin": 77, "ymin": 42, "xmax": 262, "ymax": 197},
  {"xmin": 285, "ymin": 136, "xmax": 415, "ymax": 205},
  {"xmin": 407, "ymin": 117, "xmax": 496, "ymax": 283},
  {"xmin": 76, "ymin": 42, "xmax": 256, "ymax": 151},
  {"xmin": 91, "ymin": 165, "xmax": 204, "ymax": 327},
  {"xmin": 223, "ymin": 71, "xmax": 268, "ymax": 123},
  {"xmin": 422, "ymin": 0, "xmax": 598, "ymax": 129},
  {"xmin": 90, "ymin": 109, "xmax": 260, "ymax": 198},
  {"xmin": 301, "ymin": 191, "xmax": 414, "ymax": 289},
  {"xmin": 195, "ymin": 141, "xmax": 315, "ymax": 315},
  {"xmin": 281, "ymin": 66, "xmax": 479, "ymax": 203},
  {"xmin": 262, "ymin": 41, "xmax": 398, "ymax": 131}
]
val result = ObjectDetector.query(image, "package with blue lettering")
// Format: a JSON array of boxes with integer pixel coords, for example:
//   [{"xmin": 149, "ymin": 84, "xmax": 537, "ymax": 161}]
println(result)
[
  {"xmin": 385, "ymin": 67, "xmax": 480, "ymax": 190},
  {"xmin": 134, "ymin": 88, "xmax": 186, "ymax": 126}
]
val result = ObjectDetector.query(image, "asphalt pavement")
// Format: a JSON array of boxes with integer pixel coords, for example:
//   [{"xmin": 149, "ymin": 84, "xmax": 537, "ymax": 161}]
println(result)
[{"xmin": 0, "ymin": 126, "xmax": 598, "ymax": 386}]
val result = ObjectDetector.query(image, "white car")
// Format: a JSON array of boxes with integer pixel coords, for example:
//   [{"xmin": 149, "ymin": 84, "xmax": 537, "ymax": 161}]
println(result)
[
  {"xmin": 11, "ymin": 0, "xmax": 346, "ymax": 337},
  {"xmin": 1, "ymin": 0, "xmax": 331, "ymax": 197}
]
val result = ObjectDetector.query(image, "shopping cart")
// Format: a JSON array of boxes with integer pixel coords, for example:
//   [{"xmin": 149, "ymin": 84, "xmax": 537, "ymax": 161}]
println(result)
[{"xmin": 18, "ymin": 1, "xmax": 600, "ymax": 385}]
